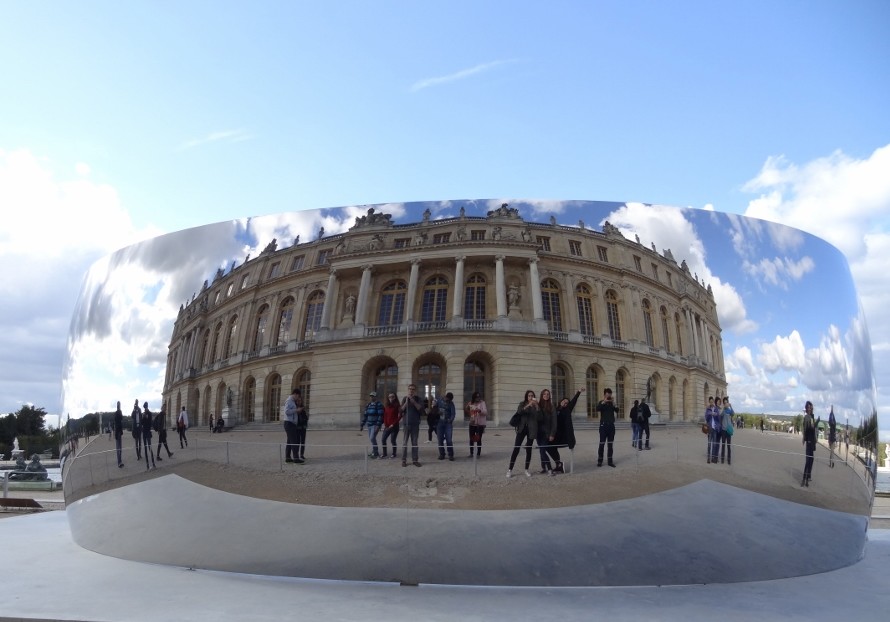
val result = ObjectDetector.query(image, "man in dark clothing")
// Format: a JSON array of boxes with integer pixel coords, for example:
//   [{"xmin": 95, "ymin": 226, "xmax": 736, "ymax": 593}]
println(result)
[
  {"xmin": 639, "ymin": 399, "xmax": 652, "ymax": 450},
  {"xmin": 113, "ymin": 401, "xmax": 124, "ymax": 468},
  {"xmin": 596, "ymin": 388, "xmax": 618, "ymax": 467},
  {"xmin": 630, "ymin": 399, "xmax": 641, "ymax": 450},
  {"xmin": 140, "ymin": 402, "xmax": 156, "ymax": 471},
  {"xmin": 131, "ymin": 399, "xmax": 142, "ymax": 460},
  {"xmin": 400, "ymin": 384, "xmax": 425, "ymax": 467},
  {"xmin": 436, "ymin": 392, "xmax": 456, "ymax": 461},
  {"xmin": 155, "ymin": 408, "xmax": 174, "ymax": 461}
]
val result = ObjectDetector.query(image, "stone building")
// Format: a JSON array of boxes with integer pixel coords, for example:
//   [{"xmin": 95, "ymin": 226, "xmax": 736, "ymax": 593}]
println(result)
[{"xmin": 162, "ymin": 204, "xmax": 726, "ymax": 427}]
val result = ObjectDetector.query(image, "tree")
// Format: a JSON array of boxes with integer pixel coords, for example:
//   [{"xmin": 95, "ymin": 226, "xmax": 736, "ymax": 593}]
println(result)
[{"xmin": 15, "ymin": 405, "xmax": 47, "ymax": 436}]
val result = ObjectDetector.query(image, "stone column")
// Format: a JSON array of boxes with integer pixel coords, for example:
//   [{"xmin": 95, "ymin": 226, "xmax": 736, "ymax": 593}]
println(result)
[
  {"xmin": 562, "ymin": 272, "xmax": 579, "ymax": 332},
  {"xmin": 406, "ymin": 259, "xmax": 421, "ymax": 323},
  {"xmin": 355, "ymin": 264, "xmax": 373, "ymax": 326},
  {"xmin": 594, "ymin": 279, "xmax": 608, "ymax": 337},
  {"xmin": 529, "ymin": 258, "xmax": 544, "ymax": 320},
  {"xmin": 702, "ymin": 323, "xmax": 712, "ymax": 365},
  {"xmin": 452, "ymin": 255, "xmax": 465, "ymax": 319},
  {"xmin": 292, "ymin": 286, "xmax": 307, "ymax": 342},
  {"xmin": 319, "ymin": 268, "xmax": 338, "ymax": 329},
  {"xmin": 495, "ymin": 255, "xmax": 507, "ymax": 318}
]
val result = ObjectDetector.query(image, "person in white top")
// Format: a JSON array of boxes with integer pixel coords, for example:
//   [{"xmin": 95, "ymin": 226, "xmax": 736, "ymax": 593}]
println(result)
[{"xmin": 177, "ymin": 406, "xmax": 190, "ymax": 448}]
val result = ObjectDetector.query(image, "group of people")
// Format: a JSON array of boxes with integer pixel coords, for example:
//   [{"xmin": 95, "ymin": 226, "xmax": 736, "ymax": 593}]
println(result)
[
  {"xmin": 704, "ymin": 396, "xmax": 735, "ymax": 465},
  {"xmin": 506, "ymin": 387, "xmax": 582, "ymax": 478},
  {"xmin": 359, "ymin": 385, "xmax": 489, "ymax": 467},
  {"xmin": 114, "ymin": 400, "xmax": 190, "ymax": 471}
]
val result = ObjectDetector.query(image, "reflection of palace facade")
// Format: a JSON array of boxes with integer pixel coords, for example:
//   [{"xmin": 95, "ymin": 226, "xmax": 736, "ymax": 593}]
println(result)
[{"xmin": 162, "ymin": 205, "xmax": 726, "ymax": 427}]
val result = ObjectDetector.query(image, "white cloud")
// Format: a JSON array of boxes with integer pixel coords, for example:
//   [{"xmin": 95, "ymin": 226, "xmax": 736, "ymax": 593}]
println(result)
[
  {"xmin": 410, "ymin": 60, "xmax": 517, "ymax": 92},
  {"xmin": 742, "ymin": 255, "xmax": 815, "ymax": 290},
  {"xmin": 177, "ymin": 129, "xmax": 254, "ymax": 151}
]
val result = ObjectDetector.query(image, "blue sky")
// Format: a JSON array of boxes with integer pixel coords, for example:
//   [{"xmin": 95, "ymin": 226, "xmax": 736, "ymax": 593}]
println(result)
[{"xmin": 0, "ymin": 1, "xmax": 887, "ymax": 436}]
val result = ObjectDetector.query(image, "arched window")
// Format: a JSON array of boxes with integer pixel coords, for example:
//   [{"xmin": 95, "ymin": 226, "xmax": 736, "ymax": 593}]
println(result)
[
  {"xmin": 211, "ymin": 322, "xmax": 223, "ymax": 361},
  {"xmin": 252, "ymin": 305, "xmax": 269, "ymax": 352},
  {"xmin": 576, "ymin": 284, "xmax": 594, "ymax": 336},
  {"xmin": 267, "ymin": 373, "xmax": 282, "ymax": 422},
  {"xmin": 642, "ymin": 299, "xmax": 654, "ymax": 347},
  {"xmin": 421, "ymin": 276, "xmax": 448, "ymax": 322},
  {"xmin": 586, "ymin": 367, "xmax": 599, "ymax": 419},
  {"xmin": 303, "ymin": 291, "xmax": 325, "ymax": 339},
  {"xmin": 606, "ymin": 290, "xmax": 622, "ymax": 341},
  {"xmin": 464, "ymin": 274, "xmax": 486, "ymax": 320},
  {"xmin": 378, "ymin": 281, "xmax": 407, "ymax": 326},
  {"xmin": 297, "ymin": 369, "xmax": 311, "ymax": 409},
  {"xmin": 463, "ymin": 360, "xmax": 486, "ymax": 417},
  {"xmin": 374, "ymin": 364, "xmax": 398, "ymax": 398},
  {"xmin": 551, "ymin": 364, "xmax": 568, "ymax": 401},
  {"xmin": 661, "ymin": 306, "xmax": 671, "ymax": 352},
  {"xmin": 276, "ymin": 297, "xmax": 295, "ymax": 345},
  {"xmin": 418, "ymin": 362, "xmax": 442, "ymax": 402},
  {"xmin": 244, "ymin": 377, "xmax": 256, "ymax": 422},
  {"xmin": 674, "ymin": 312, "xmax": 684, "ymax": 355},
  {"xmin": 615, "ymin": 370, "xmax": 626, "ymax": 417},
  {"xmin": 541, "ymin": 278, "xmax": 562, "ymax": 332},
  {"xmin": 225, "ymin": 316, "xmax": 238, "ymax": 357}
]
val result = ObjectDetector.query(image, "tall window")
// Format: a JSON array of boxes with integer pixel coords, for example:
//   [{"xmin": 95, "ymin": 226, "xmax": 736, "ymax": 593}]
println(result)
[
  {"xmin": 537, "ymin": 236, "xmax": 551, "ymax": 251},
  {"xmin": 276, "ymin": 297, "xmax": 294, "ymax": 345},
  {"xmin": 421, "ymin": 276, "xmax": 448, "ymax": 322},
  {"xmin": 378, "ymin": 281, "xmax": 407, "ymax": 326},
  {"xmin": 269, "ymin": 262, "xmax": 281, "ymax": 279},
  {"xmin": 418, "ymin": 362, "xmax": 442, "ymax": 402},
  {"xmin": 253, "ymin": 305, "xmax": 269, "ymax": 351},
  {"xmin": 576, "ymin": 284, "xmax": 594, "ymax": 336},
  {"xmin": 463, "ymin": 360, "xmax": 486, "ymax": 418},
  {"xmin": 541, "ymin": 279, "xmax": 562, "ymax": 332},
  {"xmin": 303, "ymin": 291, "xmax": 325, "ymax": 339},
  {"xmin": 211, "ymin": 322, "xmax": 223, "ymax": 361},
  {"xmin": 225, "ymin": 315, "xmax": 238, "ymax": 357},
  {"xmin": 597, "ymin": 246, "xmax": 608, "ymax": 262},
  {"xmin": 470, "ymin": 230, "xmax": 486, "ymax": 241},
  {"xmin": 660, "ymin": 306, "xmax": 671, "ymax": 352},
  {"xmin": 569, "ymin": 240, "xmax": 582, "ymax": 256},
  {"xmin": 464, "ymin": 274, "xmax": 486, "ymax": 320},
  {"xmin": 290, "ymin": 255, "xmax": 305, "ymax": 271},
  {"xmin": 375, "ymin": 364, "xmax": 398, "ymax": 398},
  {"xmin": 551, "ymin": 364, "xmax": 568, "ymax": 401},
  {"xmin": 606, "ymin": 290, "xmax": 622, "ymax": 341},
  {"xmin": 615, "ymin": 370, "xmax": 626, "ymax": 417},
  {"xmin": 244, "ymin": 377, "xmax": 256, "ymax": 423},
  {"xmin": 316, "ymin": 249, "xmax": 332, "ymax": 265},
  {"xmin": 297, "ymin": 370, "xmax": 311, "ymax": 409},
  {"xmin": 642, "ymin": 299, "xmax": 654, "ymax": 347},
  {"xmin": 651, "ymin": 263, "xmax": 659, "ymax": 281},
  {"xmin": 267, "ymin": 374, "xmax": 282, "ymax": 422},
  {"xmin": 675, "ymin": 312, "xmax": 684, "ymax": 355},
  {"xmin": 240, "ymin": 274, "xmax": 250, "ymax": 289},
  {"xmin": 586, "ymin": 367, "xmax": 599, "ymax": 418},
  {"xmin": 633, "ymin": 256, "xmax": 642, "ymax": 271}
]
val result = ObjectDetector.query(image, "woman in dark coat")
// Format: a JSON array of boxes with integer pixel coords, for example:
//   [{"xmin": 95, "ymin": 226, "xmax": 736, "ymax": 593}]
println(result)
[
  {"xmin": 553, "ymin": 388, "xmax": 583, "ymax": 473},
  {"xmin": 506, "ymin": 390, "xmax": 541, "ymax": 479}
]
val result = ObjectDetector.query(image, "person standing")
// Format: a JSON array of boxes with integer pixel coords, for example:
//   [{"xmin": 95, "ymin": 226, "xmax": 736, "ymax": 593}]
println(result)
[
  {"xmin": 802, "ymin": 401, "xmax": 820, "ymax": 486},
  {"xmin": 630, "ymin": 400, "xmax": 641, "ymax": 451},
  {"xmin": 536, "ymin": 388, "xmax": 558, "ymax": 474},
  {"xmin": 361, "ymin": 391, "xmax": 384, "ymax": 459},
  {"xmin": 381, "ymin": 392, "xmax": 401, "ymax": 459},
  {"xmin": 639, "ymin": 399, "xmax": 652, "ymax": 450},
  {"xmin": 209, "ymin": 413, "xmax": 215, "ymax": 434},
  {"xmin": 828, "ymin": 405, "xmax": 837, "ymax": 468},
  {"xmin": 596, "ymin": 388, "xmax": 618, "ymax": 467},
  {"xmin": 131, "ymin": 399, "xmax": 142, "ymax": 461},
  {"xmin": 155, "ymin": 407, "xmax": 174, "ymax": 461},
  {"xmin": 720, "ymin": 397, "xmax": 734, "ymax": 465},
  {"xmin": 113, "ymin": 401, "xmax": 124, "ymax": 468},
  {"xmin": 436, "ymin": 392, "xmax": 456, "ymax": 461},
  {"xmin": 705, "ymin": 397, "xmax": 721, "ymax": 464},
  {"xmin": 282, "ymin": 388, "xmax": 304, "ymax": 464},
  {"xmin": 553, "ymin": 388, "xmax": 583, "ymax": 473},
  {"xmin": 177, "ymin": 406, "xmax": 189, "ymax": 448},
  {"xmin": 400, "ymin": 384, "xmax": 424, "ymax": 467},
  {"xmin": 140, "ymin": 402, "xmax": 156, "ymax": 471},
  {"xmin": 507, "ymin": 390, "xmax": 541, "ymax": 478},
  {"xmin": 466, "ymin": 392, "xmax": 488, "ymax": 458},
  {"xmin": 425, "ymin": 397, "xmax": 440, "ymax": 443}
]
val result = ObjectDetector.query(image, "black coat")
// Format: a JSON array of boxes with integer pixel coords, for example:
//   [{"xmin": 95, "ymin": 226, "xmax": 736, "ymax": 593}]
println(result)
[{"xmin": 555, "ymin": 391, "xmax": 580, "ymax": 449}]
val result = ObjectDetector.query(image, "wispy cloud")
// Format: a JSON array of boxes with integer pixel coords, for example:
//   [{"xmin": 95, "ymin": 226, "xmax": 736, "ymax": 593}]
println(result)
[
  {"xmin": 410, "ymin": 59, "xmax": 517, "ymax": 92},
  {"xmin": 177, "ymin": 129, "xmax": 254, "ymax": 151}
]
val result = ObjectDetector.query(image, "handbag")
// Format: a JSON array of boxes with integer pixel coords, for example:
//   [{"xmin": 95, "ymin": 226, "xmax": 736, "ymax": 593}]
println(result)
[
  {"xmin": 701, "ymin": 423, "xmax": 709, "ymax": 434},
  {"xmin": 726, "ymin": 422, "xmax": 734, "ymax": 437},
  {"xmin": 509, "ymin": 412, "xmax": 522, "ymax": 428}
]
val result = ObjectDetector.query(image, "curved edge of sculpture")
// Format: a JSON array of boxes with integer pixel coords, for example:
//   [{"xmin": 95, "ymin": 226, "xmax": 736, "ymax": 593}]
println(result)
[{"xmin": 67, "ymin": 474, "xmax": 866, "ymax": 586}]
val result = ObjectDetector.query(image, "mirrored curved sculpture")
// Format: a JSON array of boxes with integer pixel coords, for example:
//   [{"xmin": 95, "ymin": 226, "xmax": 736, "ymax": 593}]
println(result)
[{"xmin": 61, "ymin": 200, "xmax": 879, "ymax": 586}]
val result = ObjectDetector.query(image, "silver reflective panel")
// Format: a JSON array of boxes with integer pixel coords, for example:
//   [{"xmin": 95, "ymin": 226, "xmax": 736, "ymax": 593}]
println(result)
[{"xmin": 60, "ymin": 200, "xmax": 879, "ymax": 586}]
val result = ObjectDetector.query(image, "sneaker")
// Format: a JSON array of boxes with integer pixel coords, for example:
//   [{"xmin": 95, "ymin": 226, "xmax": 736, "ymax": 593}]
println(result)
[
  {"xmin": 425, "ymin": 440, "xmax": 431, "ymax": 444},
  {"xmin": 286, "ymin": 458, "xmax": 294, "ymax": 463},
  {"xmin": 448, "ymin": 456, "xmax": 454, "ymax": 461},
  {"xmin": 608, "ymin": 462, "xmax": 616, "ymax": 468},
  {"xmin": 524, "ymin": 470, "xmax": 532, "ymax": 477},
  {"xmin": 413, "ymin": 461, "xmax": 422, "ymax": 467},
  {"xmin": 118, "ymin": 463, "xmax": 124, "ymax": 468},
  {"xmin": 506, "ymin": 470, "xmax": 512, "ymax": 479},
  {"xmin": 390, "ymin": 454, "xmax": 397, "ymax": 459},
  {"xmin": 402, "ymin": 460, "xmax": 408, "ymax": 467},
  {"xmin": 438, "ymin": 455, "xmax": 445, "ymax": 460},
  {"xmin": 294, "ymin": 459, "xmax": 304, "ymax": 464},
  {"xmin": 550, "ymin": 470, "xmax": 557, "ymax": 476}
]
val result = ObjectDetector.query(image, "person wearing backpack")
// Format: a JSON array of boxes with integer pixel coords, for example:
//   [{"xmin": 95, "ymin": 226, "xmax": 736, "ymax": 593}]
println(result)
[
  {"xmin": 361, "ymin": 391, "xmax": 385, "ymax": 459},
  {"xmin": 720, "ymin": 396, "xmax": 734, "ymax": 465},
  {"xmin": 155, "ymin": 407, "xmax": 174, "ymax": 462}
]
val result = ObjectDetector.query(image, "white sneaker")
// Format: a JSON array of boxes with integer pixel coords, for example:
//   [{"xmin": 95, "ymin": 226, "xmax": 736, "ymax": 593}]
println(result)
[
  {"xmin": 506, "ymin": 470, "xmax": 512, "ymax": 479},
  {"xmin": 524, "ymin": 470, "xmax": 532, "ymax": 477}
]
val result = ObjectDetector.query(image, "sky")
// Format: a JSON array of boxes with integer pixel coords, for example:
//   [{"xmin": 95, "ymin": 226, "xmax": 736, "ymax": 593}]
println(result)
[{"xmin": 0, "ymin": 1, "xmax": 887, "ymax": 437}]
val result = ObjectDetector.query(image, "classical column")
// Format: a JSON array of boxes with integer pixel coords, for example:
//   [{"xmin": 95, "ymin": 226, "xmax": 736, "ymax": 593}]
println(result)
[
  {"xmin": 355, "ymin": 264, "xmax": 374, "ymax": 326},
  {"xmin": 691, "ymin": 313, "xmax": 701, "ymax": 360},
  {"xmin": 593, "ymin": 280, "xmax": 608, "ymax": 337},
  {"xmin": 319, "ymin": 268, "xmax": 338, "ymax": 329},
  {"xmin": 495, "ymin": 255, "xmax": 507, "ymax": 318},
  {"xmin": 529, "ymin": 258, "xmax": 544, "ymax": 320},
  {"xmin": 702, "ymin": 323, "xmax": 712, "ymax": 365},
  {"xmin": 292, "ymin": 286, "xmax": 307, "ymax": 341},
  {"xmin": 562, "ymin": 272, "xmax": 579, "ymax": 332},
  {"xmin": 452, "ymin": 255, "xmax": 465, "ymax": 319},
  {"xmin": 406, "ymin": 259, "xmax": 421, "ymax": 323}
]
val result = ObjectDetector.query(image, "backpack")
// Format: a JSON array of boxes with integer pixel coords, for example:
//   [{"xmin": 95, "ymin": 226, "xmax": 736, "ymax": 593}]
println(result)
[{"xmin": 153, "ymin": 414, "xmax": 163, "ymax": 433}]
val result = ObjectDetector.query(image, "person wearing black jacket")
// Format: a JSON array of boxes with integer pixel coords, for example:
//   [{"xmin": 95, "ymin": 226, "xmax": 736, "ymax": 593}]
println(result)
[
  {"xmin": 801, "ymin": 401, "xmax": 819, "ymax": 487},
  {"xmin": 131, "ymin": 399, "xmax": 142, "ymax": 461},
  {"xmin": 140, "ymin": 402, "xmax": 156, "ymax": 471},
  {"xmin": 113, "ymin": 401, "xmax": 124, "ymax": 468},
  {"xmin": 155, "ymin": 407, "xmax": 174, "ymax": 462},
  {"xmin": 553, "ymin": 388, "xmax": 583, "ymax": 473},
  {"xmin": 639, "ymin": 399, "xmax": 653, "ymax": 450}
]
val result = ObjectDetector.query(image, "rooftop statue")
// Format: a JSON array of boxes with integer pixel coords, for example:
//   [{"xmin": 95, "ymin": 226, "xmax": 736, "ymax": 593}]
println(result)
[
  {"xmin": 353, "ymin": 207, "xmax": 393, "ymax": 228},
  {"xmin": 487, "ymin": 203, "xmax": 520, "ymax": 219},
  {"xmin": 261, "ymin": 238, "xmax": 278, "ymax": 254}
]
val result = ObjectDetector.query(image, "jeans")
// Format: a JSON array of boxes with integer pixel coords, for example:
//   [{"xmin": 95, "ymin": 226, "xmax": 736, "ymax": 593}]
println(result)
[
  {"xmin": 803, "ymin": 441, "xmax": 815, "ymax": 479},
  {"xmin": 640, "ymin": 421, "xmax": 650, "ymax": 448},
  {"xmin": 402, "ymin": 420, "xmax": 420, "ymax": 462},
  {"xmin": 708, "ymin": 429, "xmax": 720, "ymax": 462},
  {"xmin": 631, "ymin": 422, "xmax": 641, "ymax": 449},
  {"xmin": 284, "ymin": 421, "xmax": 300, "ymax": 461},
  {"xmin": 468, "ymin": 424, "xmax": 485, "ymax": 455},
  {"xmin": 115, "ymin": 435, "xmax": 123, "ymax": 465},
  {"xmin": 296, "ymin": 427, "xmax": 307, "ymax": 459},
  {"xmin": 537, "ymin": 429, "xmax": 560, "ymax": 468},
  {"xmin": 719, "ymin": 431, "xmax": 731, "ymax": 464},
  {"xmin": 366, "ymin": 424, "xmax": 380, "ymax": 456},
  {"xmin": 381, "ymin": 424, "xmax": 399, "ymax": 456},
  {"xmin": 508, "ymin": 426, "xmax": 534, "ymax": 470},
  {"xmin": 436, "ymin": 420, "xmax": 453, "ymax": 458},
  {"xmin": 178, "ymin": 426, "xmax": 188, "ymax": 448},
  {"xmin": 597, "ymin": 423, "xmax": 615, "ymax": 464}
]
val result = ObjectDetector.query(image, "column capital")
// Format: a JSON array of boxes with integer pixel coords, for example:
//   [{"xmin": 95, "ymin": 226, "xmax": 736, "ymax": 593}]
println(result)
[
  {"xmin": 454, "ymin": 255, "xmax": 466, "ymax": 263},
  {"xmin": 360, "ymin": 264, "xmax": 375, "ymax": 272},
  {"xmin": 411, "ymin": 258, "xmax": 422, "ymax": 266},
  {"xmin": 495, "ymin": 254, "xmax": 506, "ymax": 262}
]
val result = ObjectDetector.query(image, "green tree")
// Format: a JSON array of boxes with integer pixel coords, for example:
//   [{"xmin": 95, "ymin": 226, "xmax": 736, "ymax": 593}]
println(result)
[{"xmin": 15, "ymin": 405, "xmax": 47, "ymax": 436}]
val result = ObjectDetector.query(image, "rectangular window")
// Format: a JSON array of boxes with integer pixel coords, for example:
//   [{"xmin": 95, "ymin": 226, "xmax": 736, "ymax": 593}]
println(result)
[
  {"xmin": 666, "ymin": 272, "xmax": 672, "ymax": 287},
  {"xmin": 269, "ymin": 262, "xmax": 281, "ymax": 279},
  {"xmin": 316, "ymin": 249, "xmax": 332, "ymax": 266},
  {"xmin": 537, "ymin": 236, "xmax": 551, "ymax": 251},
  {"xmin": 470, "ymin": 230, "xmax": 486, "ymax": 241},
  {"xmin": 226, "ymin": 283, "xmax": 234, "ymax": 297},
  {"xmin": 394, "ymin": 238, "xmax": 410, "ymax": 249},
  {"xmin": 214, "ymin": 291, "xmax": 221, "ymax": 304},
  {"xmin": 569, "ymin": 240, "xmax": 582, "ymax": 256},
  {"xmin": 240, "ymin": 275, "xmax": 249, "ymax": 290},
  {"xmin": 291, "ymin": 255, "xmax": 305, "ymax": 271},
  {"xmin": 577, "ymin": 297, "xmax": 594, "ymax": 336},
  {"xmin": 633, "ymin": 256, "xmax": 642, "ymax": 272},
  {"xmin": 651, "ymin": 263, "xmax": 659, "ymax": 281},
  {"xmin": 597, "ymin": 246, "xmax": 608, "ymax": 262},
  {"xmin": 432, "ymin": 233, "xmax": 451, "ymax": 244}
]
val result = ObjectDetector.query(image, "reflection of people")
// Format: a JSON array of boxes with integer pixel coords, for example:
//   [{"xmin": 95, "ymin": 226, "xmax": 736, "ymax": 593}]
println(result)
[
  {"xmin": 140, "ymin": 402, "xmax": 156, "ymax": 471},
  {"xmin": 436, "ymin": 392, "xmax": 456, "ymax": 461},
  {"xmin": 554, "ymin": 388, "xmax": 583, "ymax": 473},
  {"xmin": 381, "ymin": 392, "xmax": 400, "ymax": 459},
  {"xmin": 596, "ymin": 388, "xmax": 618, "ymax": 467},
  {"xmin": 827, "ymin": 405, "xmax": 837, "ymax": 468},
  {"xmin": 177, "ymin": 406, "xmax": 189, "ymax": 448},
  {"xmin": 283, "ymin": 388, "xmax": 304, "ymax": 464},
  {"xmin": 131, "ymin": 400, "xmax": 142, "ymax": 461},
  {"xmin": 400, "ymin": 384, "xmax": 424, "ymax": 467},
  {"xmin": 113, "ymin": 401, "xmax": 124, "ymax": 468},
  {"xmin": 361, "ymin": 391, "xmax": 384, "ymax": 459},
  {"xmin": 507, "ymin": 390, "xmax": 540, "ymax": 478},
  {"xmin": 801, "ymin": 401, "xmax": 819, "ymax": 487},
  {"xmin": 467, "ymin": 392, "xmax": 487, "ymax": 458}
]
